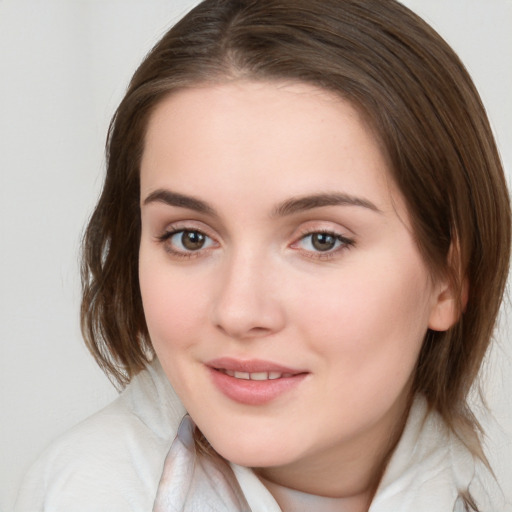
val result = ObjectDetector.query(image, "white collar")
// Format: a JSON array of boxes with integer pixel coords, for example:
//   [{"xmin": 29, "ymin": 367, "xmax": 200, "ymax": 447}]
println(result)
[
  {"xmin": 232, "ymin": 397, "xmax": 479, "ymax": 512},
  {"xmin": 153, "ymin": 396, "xmax": 486, "ymax": 511}
]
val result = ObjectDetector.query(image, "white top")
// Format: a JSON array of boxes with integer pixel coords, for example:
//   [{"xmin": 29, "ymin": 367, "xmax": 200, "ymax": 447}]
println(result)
[
  {"xmin": 15, "ymin": 360, "xmax": 185, "ymax": 511},
  {"xmin": 15, "ymin": 359, "xmax": 501, "ymax": 512}
]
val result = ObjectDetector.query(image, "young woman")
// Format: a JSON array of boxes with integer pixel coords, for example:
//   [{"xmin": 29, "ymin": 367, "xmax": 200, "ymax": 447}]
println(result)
[{"xmin": 15, "ymin": 1, "xmax": 510, "ymax": 511}]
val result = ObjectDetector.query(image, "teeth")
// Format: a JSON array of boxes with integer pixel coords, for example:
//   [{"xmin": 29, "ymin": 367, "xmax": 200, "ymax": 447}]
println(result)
[
  {"xmin": 222, "ymin": 370, "xmax": 287, "ymax": 380},
  {"xmin": 250, "ymin": 372, "xmax": 269, "ymax": 381}
]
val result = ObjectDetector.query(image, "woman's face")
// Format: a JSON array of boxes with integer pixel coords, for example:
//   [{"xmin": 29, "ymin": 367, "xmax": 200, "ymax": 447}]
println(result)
[{"xmin": 139, "ymin": 81, "xmax": 453, "ymax": 493}]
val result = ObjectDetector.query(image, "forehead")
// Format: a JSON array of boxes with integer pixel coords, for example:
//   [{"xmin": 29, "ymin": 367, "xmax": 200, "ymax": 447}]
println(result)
[{"xmin": 140, "ymin": 80, "xmax": 404, "ymax": 218}]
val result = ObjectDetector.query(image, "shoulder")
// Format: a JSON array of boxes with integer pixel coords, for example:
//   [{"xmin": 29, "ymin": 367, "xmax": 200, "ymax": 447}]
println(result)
[
  {"xmin": 372, "ymin": 395, "xmax": 506, "ymax": 512},
  {"xmin": 15, "ymin": 359, "xmax": 185, "ymax": 512}
]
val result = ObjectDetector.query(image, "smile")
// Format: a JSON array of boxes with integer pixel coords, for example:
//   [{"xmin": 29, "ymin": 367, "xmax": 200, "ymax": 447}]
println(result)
[
  {"xmin": 206, "ymin": 358, "xmax": 308, "ymax": 405},
  {"xmin": 219, "ymin": 370, "xmax": 294, "ymax": 380}
]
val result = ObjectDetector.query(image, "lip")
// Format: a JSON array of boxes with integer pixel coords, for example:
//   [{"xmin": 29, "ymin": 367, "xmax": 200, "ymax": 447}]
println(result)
[
  {"xmin": 206, "ymin": 357, "xmax": 308, "ymax": 405},
  {"xmin": 206, "ymin": 357, "xmax": 305, "ymax": 374}
]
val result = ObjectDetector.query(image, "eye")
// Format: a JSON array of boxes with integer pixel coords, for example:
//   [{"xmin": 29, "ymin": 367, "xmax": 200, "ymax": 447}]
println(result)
[
  {"xmin": 159, "ymin": 229, "xmax": 216, "ymax": 255},
  {"xmin": 294, "ymin": 231, "xmax": 353, "ymax": 254}
]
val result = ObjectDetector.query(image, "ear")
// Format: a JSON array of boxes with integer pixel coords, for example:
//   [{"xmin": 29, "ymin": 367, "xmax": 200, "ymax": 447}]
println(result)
[{"xmin": 428, "ymin": 275, "xmax": 468, "ymax": 332}]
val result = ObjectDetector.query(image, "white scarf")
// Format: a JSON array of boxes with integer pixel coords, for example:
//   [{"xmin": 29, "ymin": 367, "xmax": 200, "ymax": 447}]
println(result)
[{"xmin": 153, "ymin": 397, "xmax": 491, "ymax": 511}]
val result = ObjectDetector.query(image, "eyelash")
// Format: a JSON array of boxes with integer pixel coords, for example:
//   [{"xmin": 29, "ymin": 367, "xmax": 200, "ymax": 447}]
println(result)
[
  {"xmin": 156, "ymin": 227, "xmax": 354, "ymax": 260},
  {"xmin": 293, "ymin": 229, "xmax": 354, "ymax": 260},
  {"xmin": 156, "ymin": 228, "xmax": 217, "ymax": 259}
]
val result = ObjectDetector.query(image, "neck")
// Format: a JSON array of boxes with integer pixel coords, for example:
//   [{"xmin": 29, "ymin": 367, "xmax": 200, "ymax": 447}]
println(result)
[{"xmin": 259, "ymin": 474, "xmax": 373, "ymax": 512}]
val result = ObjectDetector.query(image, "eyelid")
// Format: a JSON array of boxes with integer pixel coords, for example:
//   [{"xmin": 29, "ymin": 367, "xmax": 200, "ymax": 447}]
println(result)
[
  {"xmin": 292, "ymin": 219, "xmax": 355, "ymax": 240},
  {"xmin": 156, "ymin": 222, "xmax": 220, "ymax": 258},
  {"xmin": 293, "ymin": 229, "xmax": 354, "ymax": 247},
  {"xmin": 290, "ymin": 224, "xmax": 355, "ymax": 259},
  {"xmin": 157, "ymin": 228, "xmax": 214, "ymax": 244},
  {"xmin": 156, "ymin": 218, "xmax": 218, "ymax": 241}
]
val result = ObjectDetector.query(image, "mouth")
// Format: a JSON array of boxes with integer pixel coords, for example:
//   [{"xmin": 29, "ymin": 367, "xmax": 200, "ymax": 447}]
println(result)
[
  {"xmin": 207, "ymin": 357, "xmax": 306, "ymax": 378},
  {"xmin": 217, "ymin": 369, "xmax": 295, "ymax": 380},
  {"xmin": 206, "ymin": 357, "xmax": 308, "ymax": 405}
]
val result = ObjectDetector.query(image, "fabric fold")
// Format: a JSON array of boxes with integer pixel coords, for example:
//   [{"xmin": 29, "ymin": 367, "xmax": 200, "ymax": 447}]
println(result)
[
  {"xmin": 153, "ymin": 415, "xmax": 251, "ymax": 512},
  {"xmin": 154, "ymin": 397, "xmax": 494, "ymax": 512}
]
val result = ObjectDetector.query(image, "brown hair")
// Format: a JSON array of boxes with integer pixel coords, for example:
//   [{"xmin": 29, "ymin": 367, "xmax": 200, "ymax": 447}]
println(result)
[{"xmin": 81, "ymin": 0, "xmax": 510, "ymax": 505}]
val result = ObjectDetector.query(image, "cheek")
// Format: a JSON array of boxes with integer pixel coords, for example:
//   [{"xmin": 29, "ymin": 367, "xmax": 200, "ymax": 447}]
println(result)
[
  {"xmin": 292, "ymin": 253, "xmax": 433, "ymax": 388},
  {"xmin": 138, "ymin": 252, "xmax": 208, "ymax": 353}
]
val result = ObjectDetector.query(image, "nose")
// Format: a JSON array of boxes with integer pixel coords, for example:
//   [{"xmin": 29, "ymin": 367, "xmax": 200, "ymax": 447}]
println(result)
[{"xmin": 211, "ymin": 250, "xmax": 286, "ymax": 340}]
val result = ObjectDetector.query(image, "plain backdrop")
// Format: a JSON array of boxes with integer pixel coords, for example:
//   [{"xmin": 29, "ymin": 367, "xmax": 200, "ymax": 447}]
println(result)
[{"xmin": 1, "ymin": 1, "xmax": 511, "ymax": 510}]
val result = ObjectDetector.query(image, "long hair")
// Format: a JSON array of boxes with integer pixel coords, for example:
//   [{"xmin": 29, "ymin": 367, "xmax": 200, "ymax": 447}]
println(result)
[{"xmin": 81, "ymin": 1, "xmax": 510, "ymax": 506}]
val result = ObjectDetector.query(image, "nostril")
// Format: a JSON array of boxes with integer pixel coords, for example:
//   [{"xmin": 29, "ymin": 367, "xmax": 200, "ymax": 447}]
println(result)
[
  {"xmin": 214, "ymin": 322, "xmax": 272, "ymax": 339},
  {"xmin": 248, "ymin": 326, "xmax": 271, "ymax": 335}
]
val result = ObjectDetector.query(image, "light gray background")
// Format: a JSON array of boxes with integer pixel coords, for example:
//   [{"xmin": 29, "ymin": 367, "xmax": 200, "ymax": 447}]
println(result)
[{"xmin": 1, "ymin": 1, "xmax": 511, "ymax": 510}]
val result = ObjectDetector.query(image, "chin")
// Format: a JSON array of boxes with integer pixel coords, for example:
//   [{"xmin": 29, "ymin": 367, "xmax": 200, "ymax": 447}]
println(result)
[
  {"xmin": 214, "ymin": 443, "xmax": 295, "ymax": 469},
  {"xmin": 202, "ymin": 424, "xmax": 302, "ymax": 469}
]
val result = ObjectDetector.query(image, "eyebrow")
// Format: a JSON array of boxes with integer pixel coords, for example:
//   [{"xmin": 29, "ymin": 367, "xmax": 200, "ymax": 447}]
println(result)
[
  {"xmin": 271, "ymin": 192, "xmax": 380, "ymax": 217},
  {"xmin": 143, "ymin": 189, "xmax": 217, "ymax": 216},
  {"xmin": 143, "ymin": 189, "xmax": 380, "ymax": 217}
]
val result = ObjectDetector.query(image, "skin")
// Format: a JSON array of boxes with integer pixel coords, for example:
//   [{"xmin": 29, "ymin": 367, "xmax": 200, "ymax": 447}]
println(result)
[{"xmin": 138, "ymin": 81, "xmax": 457, "ymax": 510}]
